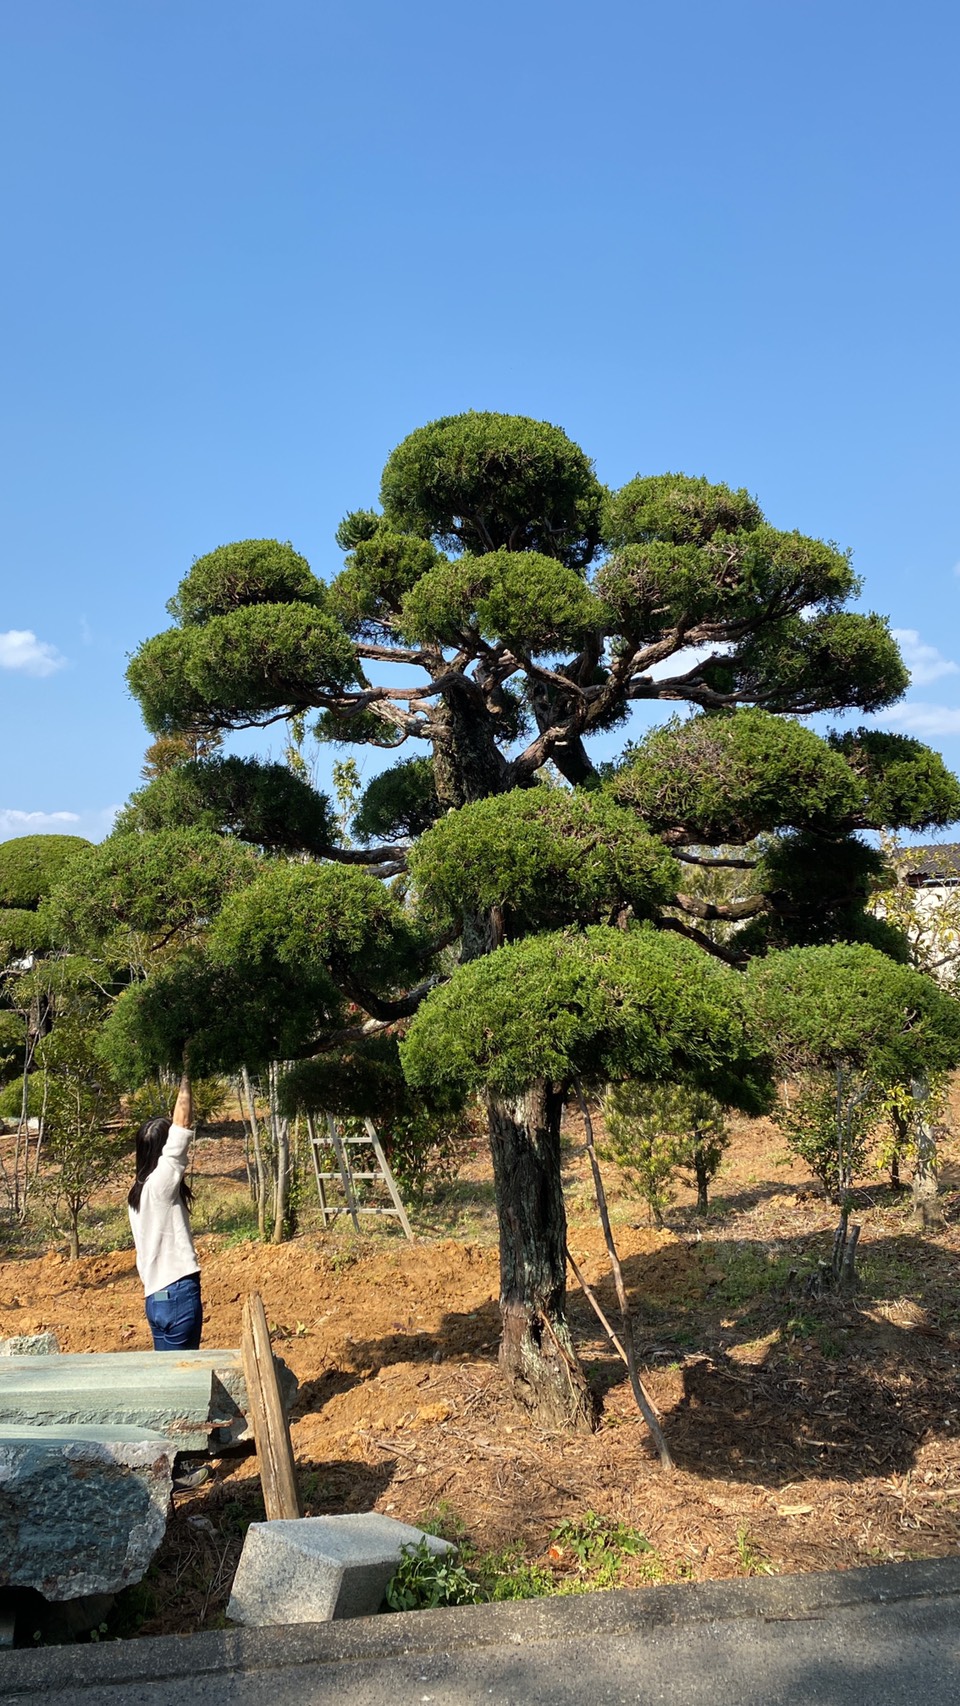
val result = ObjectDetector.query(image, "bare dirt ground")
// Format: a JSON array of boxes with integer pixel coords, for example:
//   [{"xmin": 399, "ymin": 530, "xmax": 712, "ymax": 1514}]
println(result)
[{"xmin": 3, "ymin": 1097, "xmax": 960, "ymax": 1636}]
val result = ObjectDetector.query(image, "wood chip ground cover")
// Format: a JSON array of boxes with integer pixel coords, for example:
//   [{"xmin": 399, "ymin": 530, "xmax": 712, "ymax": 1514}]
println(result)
[{"xmin": 2, "ymin": 1097, "xmax": 960, "ymax": 1637}]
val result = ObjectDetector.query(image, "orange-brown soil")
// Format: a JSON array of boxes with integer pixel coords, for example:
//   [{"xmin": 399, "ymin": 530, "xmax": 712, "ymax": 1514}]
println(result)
[{"xmin": 3, "ymin": 1103, "xmax": 960, "ymax": 1635}]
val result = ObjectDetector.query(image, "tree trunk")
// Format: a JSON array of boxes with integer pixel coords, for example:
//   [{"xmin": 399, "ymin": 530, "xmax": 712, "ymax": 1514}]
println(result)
[
  {"xmin": 485, "ymin": 1083, "xmax": 594, "ymax": 1433},
  {"xmin": 241, "ymin": 1067, "xmax": 268, "ymax": 1239},
  {"xmin": 67, "ymin": 1209, "xmax": 80, "ymax": 1262},
  {"xmin": 911, "ymin": 1117, "xmax": 942, "ymax": 1231},
  {"xmin": 693, "ymin": 1143, "xmax": 710, "ymax": 1215},
  {"xmin": 890, "ymin": 1107, "xmax": 907, "ymax": 1191},
  {"xmin": 430, "ymin": 687, "xmax": 509, "ymax": 810},
  {"xmin": 525, "ymin": 678, "xmax": 596, "ymax": 787},
  {"xmin": 269, "ymin": 1063, "xmax": 291, "ymax": 1244}
]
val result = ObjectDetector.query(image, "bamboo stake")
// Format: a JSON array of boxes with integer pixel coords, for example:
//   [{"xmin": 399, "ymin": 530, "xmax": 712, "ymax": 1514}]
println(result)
[
  {"xmin": 574, "ymin": 1079, "xmax": 673, "ymax": 1469},
  {"xmin": 565, "ymin": 1246, "xmax": 628, "ymax": 1365}
]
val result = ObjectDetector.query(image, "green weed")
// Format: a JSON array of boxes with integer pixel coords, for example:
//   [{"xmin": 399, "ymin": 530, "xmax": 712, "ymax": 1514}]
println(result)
[
  {"xmin": 416, "ymin": 1501, "xmax": 470, "ymax": 1543},
  {"xmin": 550, "ymin": 1511, "xmax": 656, "ymax": 1588},
  {"xmin": 385, "ymin": 1538, "xmax": 482, "ymax": 1611},
  {"xmin": 712, "ymin": 1245, "xmax": 791, "ymax": 1308},
  {"xmin": 735, "ymin": 1528, "xmax": 775, "ymax": 1576},
  {"xmin": 474, "ymin": 1546, "xmax": 560, "ymax": 1601}
]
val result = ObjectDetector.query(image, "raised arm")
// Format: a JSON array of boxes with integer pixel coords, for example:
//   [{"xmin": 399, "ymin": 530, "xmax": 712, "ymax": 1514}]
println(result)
[{"xmin": 172, "ymin": 1070, "xmax": 194, "ymax": 1131}]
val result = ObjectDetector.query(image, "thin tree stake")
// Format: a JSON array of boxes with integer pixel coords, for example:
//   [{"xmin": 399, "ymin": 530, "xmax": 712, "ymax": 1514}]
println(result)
[
  {"xmin": 574, "ymin": 1078, "xmax": 674, "ymax": 1469},
  {"xmin": 565, "ymin": 1246, "xmax": 629, "ymax": 1367}
]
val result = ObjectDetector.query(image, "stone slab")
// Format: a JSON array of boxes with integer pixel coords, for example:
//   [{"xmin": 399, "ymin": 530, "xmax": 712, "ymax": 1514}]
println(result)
[
  {"xmin": 0, "ymin": 1349, "xmax": 297, "ymax": 1451},
  {"xmin": 0, "ymin": 1425, "xmax": 176, "ymax": 1601},
  {"xmin": 0, "ymin": 1334, "xmax": 60, "ymax": 1357},
  {"xmin": 226, "ymin": 1514, "xmax": 453, "ymax": 1626}
]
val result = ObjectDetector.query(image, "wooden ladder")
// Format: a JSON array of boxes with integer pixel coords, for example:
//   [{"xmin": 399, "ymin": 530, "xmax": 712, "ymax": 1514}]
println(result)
[{"xmin": 307, "ymin": 1113, "xmax": 414, "ymax": 1242}]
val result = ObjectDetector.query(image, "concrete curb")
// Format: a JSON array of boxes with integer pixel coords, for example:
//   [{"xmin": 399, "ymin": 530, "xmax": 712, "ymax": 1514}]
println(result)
[{"xmin": 2, "ymin": 1555, "xmax": 960, "ymax": 1698}]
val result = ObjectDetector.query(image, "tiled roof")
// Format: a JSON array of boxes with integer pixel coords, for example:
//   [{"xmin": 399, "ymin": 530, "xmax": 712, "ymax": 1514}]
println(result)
[{"xmin": 898, "ymin": 842, "xmax": 960, "ymax": 878}]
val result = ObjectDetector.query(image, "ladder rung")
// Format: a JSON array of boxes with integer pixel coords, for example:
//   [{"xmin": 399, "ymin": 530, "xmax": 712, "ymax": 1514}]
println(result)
[
  {"xmin": 316, "ymin": 1172, "xmax": 382, "ymax": 1183},
  {"xmin": 324, "ymin": 1205, "xmax": 403, "ymax": 1217}
]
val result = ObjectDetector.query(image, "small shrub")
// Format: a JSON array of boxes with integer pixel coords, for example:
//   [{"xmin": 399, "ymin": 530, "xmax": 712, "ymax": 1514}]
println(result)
[
  {"xmin": 774, "ymin": 1072, "xmax": 881, "ymax": 1201},
  {"xmin": 384, "ymin": 1539, "xmax": 482, "ymax": 1611}
]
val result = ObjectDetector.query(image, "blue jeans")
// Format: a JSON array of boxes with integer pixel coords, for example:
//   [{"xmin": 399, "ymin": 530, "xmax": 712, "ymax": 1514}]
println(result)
[{"xmin": 145, "ymin": 1273, "xmax": 203, "ymax": 1350}]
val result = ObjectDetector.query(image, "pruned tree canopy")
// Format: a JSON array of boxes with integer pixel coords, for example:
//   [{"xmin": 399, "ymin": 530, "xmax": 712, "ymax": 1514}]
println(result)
[
  {"xmin": 402, "ymin": 926, "xmax": 769, "ymax": 1112},
  {"xmin": 207, "ymin": 860, "xmax": 429, "ymax": 1001},
  {"xmin": 410, "ymin": 788, "xmax": 678, "ymax": 940},
  {"xmin": 45, "ymin": 829, "xmax": 260, "ymax": 956},
  {"xmin": 829, "ymin": 728, "xmax": 960, "ymax": 829},
  {"xmin": 352, "ymin": 757, "xmax": 441, "ymax": 844},
  {"xmin": 101, "ymin": 949, "xmax": 340, "ymax": 1084},
  {"xmin": 379, "ymin": 411, "xmax": 605, "ymax": 568},
  {"xmin": 167, "ymin": 539, "xmax": 327, "ymax": 625},
  {"xmin": 0, "ymin": 835, "xmax": 91, "ymax": 911},
  {"xmin": 611, "ymin": 711, "xmax": 863, "ymax": 844},
  {"xmin": 746, "ymin": 943, "xmax": 960, "ymax": 1082},
  {"xmin": 115, "ymin": 756, "xmax": 336, "ymax": 855}
]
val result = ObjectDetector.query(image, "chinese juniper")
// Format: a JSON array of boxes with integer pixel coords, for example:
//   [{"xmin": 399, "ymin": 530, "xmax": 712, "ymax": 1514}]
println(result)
[{"xmin": 73, "ymin": 409, "xmax": 960, "ymax": 1429}]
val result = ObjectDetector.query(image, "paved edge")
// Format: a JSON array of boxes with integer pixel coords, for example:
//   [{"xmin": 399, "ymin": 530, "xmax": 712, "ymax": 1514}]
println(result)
[{"xmin": 3, "ymin": 1556, "xmax": 960, "ymax": 1698}]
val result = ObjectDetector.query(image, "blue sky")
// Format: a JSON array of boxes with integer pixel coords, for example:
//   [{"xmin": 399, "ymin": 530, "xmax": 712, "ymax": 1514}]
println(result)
[{"xmin": 2, "ymin": 0, "xmax": 959, "ymax": 842}]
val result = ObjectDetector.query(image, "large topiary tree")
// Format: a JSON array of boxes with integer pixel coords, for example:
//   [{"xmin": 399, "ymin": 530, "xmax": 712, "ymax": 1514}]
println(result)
[{"xmin": 114, "ymin": 412, "xmax": 960, "ymax": 1427}]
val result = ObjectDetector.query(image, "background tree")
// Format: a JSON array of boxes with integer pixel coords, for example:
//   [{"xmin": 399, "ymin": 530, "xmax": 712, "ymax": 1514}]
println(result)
[
  {"xmin": 0, "ymin": 834, "xmax": 92, "ymax": 1222},
  {"xmin": 601, "ymin": 1082, "xmax": 730, "ymax": 1222},
  {"xmin": 871, "ymin": 832, "xmax": 960, "ymax": 985},
  {"xmin": 34, "ymin": 1012, "xmax": 125, "ymax": 1260},
  {"xmin": 747, "ymin": 944, "xmax": 960, "ymax": 1285},
  {"xmin": 117, "ymin": 413, "xmax": 960, "ymax": 1426}
]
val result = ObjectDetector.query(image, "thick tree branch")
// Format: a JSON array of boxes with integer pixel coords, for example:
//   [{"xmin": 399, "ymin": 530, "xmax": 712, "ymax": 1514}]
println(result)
[
  {"xmin": 334, "ymin": 972, "xmax": 440, "ymax": 1023},
  {"xmin": 675, "ymin": 891, "xmax": 767, "ymax": 922},
  {"xmin": 657, "ymin": 915, "xmax": 745, "ymax": 966},
  {"xmin": 354, "ymin": 641, "xmax": 437, "ymax": 667},
  {"xmin": 674, "ymin": 851, "xmax": 759, "ymax": 870}
]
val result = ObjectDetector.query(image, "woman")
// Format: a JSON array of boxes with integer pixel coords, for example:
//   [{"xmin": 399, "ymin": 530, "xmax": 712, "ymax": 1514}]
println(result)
[{"xmin": 128, "ymin": 1067, "xmax": 203, "ymax": 1351}]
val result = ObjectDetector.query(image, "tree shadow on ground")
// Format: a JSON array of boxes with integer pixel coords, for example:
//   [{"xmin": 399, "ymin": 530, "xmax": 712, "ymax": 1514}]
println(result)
[
  {"xmin": 338, "ymin": 1298, "xmax": 504, "ymax": 1377},
  {"xmin": 620, "ymin": 1177, "xmax": 805, "ymax": 1227},
  {"xmin": 573, "ymin": 1229, "xmax": 960, "ymax": 1486},
  {"xmin": 293, "ymin": 1365, "xmax": 366, "ymax": 1416},
  {"xmin": 284, "ymin": 1220, "xmax": 960, "ymax": 1496}
]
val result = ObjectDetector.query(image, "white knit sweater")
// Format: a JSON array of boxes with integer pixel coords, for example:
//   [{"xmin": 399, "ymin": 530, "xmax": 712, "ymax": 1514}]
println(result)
[{"xmin": 128, "ymin": 1123, "xmax": 200, "ymax": 1299}]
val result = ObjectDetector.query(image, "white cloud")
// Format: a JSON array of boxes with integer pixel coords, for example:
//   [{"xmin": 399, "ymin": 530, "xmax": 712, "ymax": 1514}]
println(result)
[
  {"xmin": 0, "ymin": 809, "xmax": 80, "ymax": 837},
  {"xmin": 0, "ymin": 630, "xmax": 66, "ymax": 677},
  {"xmin": 883, "ymin": 702, "xmax": 960, "ymax": 738},
  {"xmin": 0, "ymin": 805, "xmax": 119, "ymax": 844},
  {"xmin": 646, "ymin": 643, "xmax": 730, "ymax": 682},
  {"xmin": 892, "ymin": 628, "xmax": 959, "ymax": 688}
]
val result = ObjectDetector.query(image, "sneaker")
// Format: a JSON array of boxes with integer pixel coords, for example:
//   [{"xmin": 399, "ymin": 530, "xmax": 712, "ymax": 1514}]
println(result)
[{"xmin": 173, "ymin": 1464, "xmax": 211, "ymax": 1492}]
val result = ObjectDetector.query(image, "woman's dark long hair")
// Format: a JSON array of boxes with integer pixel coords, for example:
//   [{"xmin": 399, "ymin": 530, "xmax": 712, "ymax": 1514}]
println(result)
[{"xmin": 128, "ymin": 1116, "xmax": 194, "ymax": 1212}]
